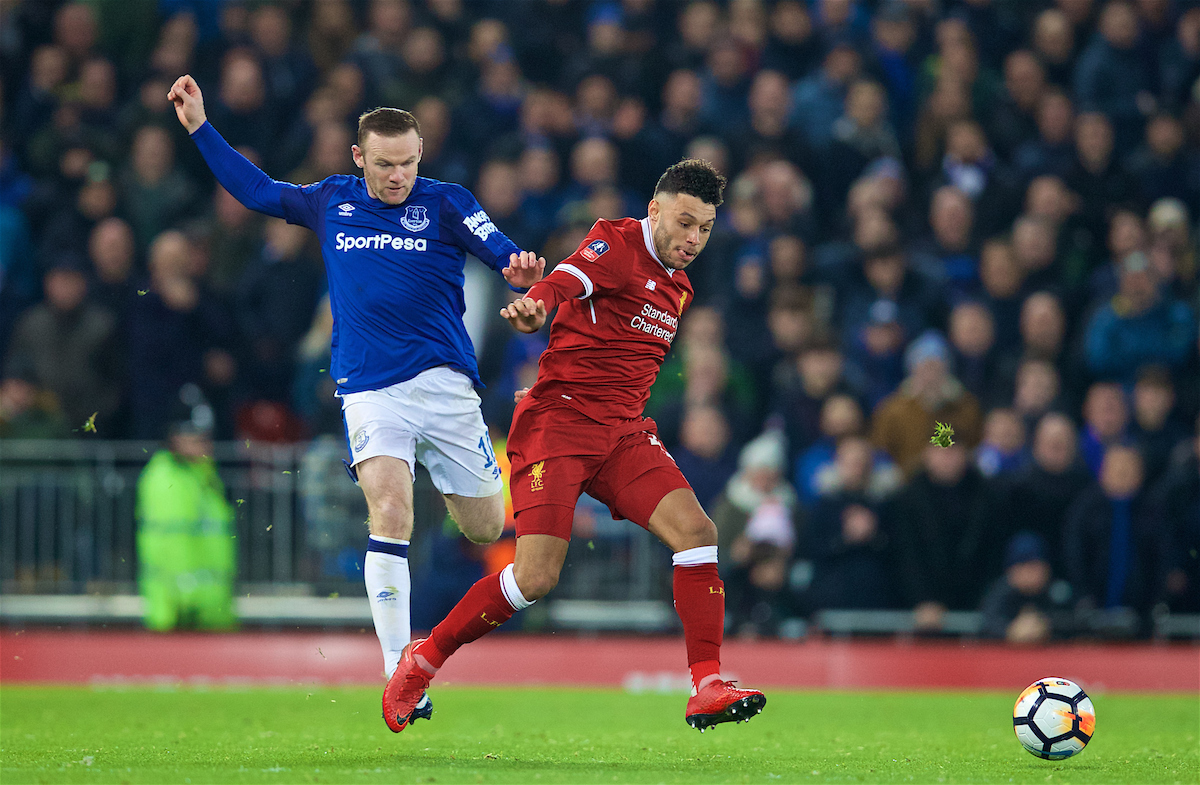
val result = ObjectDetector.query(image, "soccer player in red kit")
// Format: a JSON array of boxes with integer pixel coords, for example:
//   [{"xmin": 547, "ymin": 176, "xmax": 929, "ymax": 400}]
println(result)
[{"xmin": 383, "ymin": 159, "xmax": 766, "ymax": 732}]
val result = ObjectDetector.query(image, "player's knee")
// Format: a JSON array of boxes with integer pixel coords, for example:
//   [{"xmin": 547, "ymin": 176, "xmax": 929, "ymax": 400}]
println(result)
[
  {"xmin": 513, "ymin": 563, "xmax": 559, "ymax": 601},
  {"xmin": 453, "ymin": 494, "xmax": 505, "ymax": 544},
  {"xmin": 461, "ymin": 516, "xmax": 503, "ymax": 544},
  {"xmin": 367, "ymin": 496, "xmax": 413, "ymax": 538},
  {"xmin": 679, "ymin": 513, "xmax": 718, "ymax": 549}
]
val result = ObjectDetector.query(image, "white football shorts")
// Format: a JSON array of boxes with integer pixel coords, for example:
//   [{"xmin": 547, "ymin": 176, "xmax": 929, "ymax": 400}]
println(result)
[{"xmin": 340, "ymin": 366, "xmax": 503, "ymax": 497}]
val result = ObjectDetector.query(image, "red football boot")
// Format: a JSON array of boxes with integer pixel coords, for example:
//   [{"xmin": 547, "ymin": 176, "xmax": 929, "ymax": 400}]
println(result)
[
  {"xmin": 382, "ymin": 639, "xmax": 435, "ymax": 732},
  {"xmin": 685, "ymin": 680, "xmax": 767, "ymax": 732}
]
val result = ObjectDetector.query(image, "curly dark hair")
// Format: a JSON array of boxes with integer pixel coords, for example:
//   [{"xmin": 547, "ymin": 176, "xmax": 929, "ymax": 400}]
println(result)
[{"xmin": 653, "ymin": 158, "xmax": 727, "ymax": 207}]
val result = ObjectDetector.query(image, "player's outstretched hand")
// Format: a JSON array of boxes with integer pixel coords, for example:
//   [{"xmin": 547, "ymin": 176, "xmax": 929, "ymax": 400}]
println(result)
[
  {"xmin": 503, "ymin": 250, "xmax": 546, "ymax": 289},
  {"xmin": 513, "ymin": 387, "xmax": 530, "ymax": 403},
  {"xmin": 500, "ymin": 297, "xmax": 547, "ymax": 334},
  {"xmin": 167, "ymin": 75, "xmax": 207, "ymax": 134}
]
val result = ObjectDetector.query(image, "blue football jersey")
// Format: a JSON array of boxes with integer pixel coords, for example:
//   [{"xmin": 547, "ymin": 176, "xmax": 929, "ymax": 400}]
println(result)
[{"xmin": 277, "ymin": 175, "xmax": 520, "ymax": 393}]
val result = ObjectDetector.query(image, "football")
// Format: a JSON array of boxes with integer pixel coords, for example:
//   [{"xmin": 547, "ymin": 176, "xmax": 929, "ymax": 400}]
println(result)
[{"xmin": 1012, "ymin": 677, "xmax": 1096, "ymax": 760}]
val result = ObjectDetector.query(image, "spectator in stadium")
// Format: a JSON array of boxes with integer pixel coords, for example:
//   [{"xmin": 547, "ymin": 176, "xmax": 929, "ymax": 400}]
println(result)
[
  {"xmin": 1010, "ymin": 214, "xmax": 1061, "ymax": 293},
  {"xmin": 1031, "ymin": 9, "xmax": 1077, "ymax": 89},
  {"xmin": 979, "ymin": 532, "xmax": 1073, "ymax": 643},
  {"xmin": 0, "ymin": 371, "xmax": 70, "ymax": 439},
  {"xmin": 86, "ymin": 217, "xmax": 137, "ymax": 323},
  {"xmin": 894, "ymin": 440, "xmax": 1005, "ymax": 630},
  {"xmin": 771, "ymin": 337, "xmax": 857, "ymax": 464},
  {"xmin": 975, "ymin": 408, "xmax": 1028, "ymax": 479},
  {"xmin": 118, "ymin": 125, "xmax": 199, "ymax": 250},
  {"xmin": 843, "ymin": 298, "xmax": 906, "ymax": 409},
  {"xmin": 1004, "ymin": 413, "xmax": 1093, "ymax": 578},
  {"xmin": 236, "ymin": 218, "xmax": 325, "ymax": 407},
  {"xmin": 1085, "ymin": 251, "xmax": 1196, "ymax": 385},
  {"xmin": 948, "ymin": 300, "xmax": 999, "ymax": 404},
  {"xmin": 1127, "ymin": 114, "xmax": 1199, "ymax": 210},
  {"xmin": 1065, "ymin": 112, "xmax": 1140, "ymax": 244},
  {"xmin": 206, "ymin": 184, "xmax": 265, "ymax": 297},
  {"xmin": 1087, "ymin": 208, "xmax": 1147, "ymax": 305},
  {"xmin": 871, "ymin": 330, "xmax": 983, "ymax": 478},
  {"xmin": 204, "ymin": 49, "xmax": 278, "ymax": 166},
  {"xmin": 1130, "ymin": 366, "xmax": 1188, "ymax": 487},
  {"xmin": 1013, "ymin": 88, "xmax": 1076, "ymax": 180},
  {"xmin": 987, "ymin": 50, "xmax": 1046, "ymax": 161},
  {"xmin": 1145, "ymin": 418, "xmax": 1200, "ymax": 614},
  {"xmin": 126, "ymin": 230, "xmax": 236, "ymax": 440},
  {"xmin": 790, "ymin": 39, "xmax": 863, "ymax": 150},
  {"xmin": 804, "ymin": 435, "xmax": 897, "ymax": 611},
  {"xmin": 1073, "ymin": 0, "xmax": 1153, "ymax": 151},
  {"xmin": 711, "ymin": 429, "xmax": 798, "ymax": 635},
  {"xmin": 725, "ymin": 69, "xmax": 811, "ymax": 177},
  {"xmin": 1011, "ymin": 358, "xmax": 1065, "ymax": 432},
  {"xmin": 1064, "ymin": 444, "xmax": 1156, "ymax": 626},
  {"xmin": 1146, "ymin": 198, "xmax": 1196, "ymax": 297},
  {"xmin": 795, "ymin": 393, "xmax": 867, "ymax": 506},
  {"xmin": 136, "ymin": 386, "xmax": 236, "ymax": 632},
  {"xmin": 4, "ymin": 251, "xmax": 120, "ymax": 433},
  {"xmin": 824, "ymin": 79, "xmax": 902, "ymax": 210},
  {"xmin": 1158, "ymin": 6, "xmax": 1200, "ymax": 113},
  {"xmin": 976, "ymin": 238, "xmax": 1025, "ymax": 353},
  {"xmin": 672, "ymin": 404, "xmax": 738, "ymax": 512},
  {"xmin": 1079, "ymin": 382, "xmax": 1132, "ymax": 476},
  {"xmin": 836, "ymin": 242, "xmax": 943, "ymax": 395},
  {"xmin": 762, "ymin": 0, "xmax": 822, "ymax": 81},
  {"xmin": 867, "ymin": 2, "xmax": 919, "ymax": 139}
]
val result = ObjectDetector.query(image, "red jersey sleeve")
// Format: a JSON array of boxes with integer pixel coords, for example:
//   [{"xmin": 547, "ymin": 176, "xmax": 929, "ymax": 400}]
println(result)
[{"xmin": 552, "ymin": 221, "xmax": 634, "ymax": 299}]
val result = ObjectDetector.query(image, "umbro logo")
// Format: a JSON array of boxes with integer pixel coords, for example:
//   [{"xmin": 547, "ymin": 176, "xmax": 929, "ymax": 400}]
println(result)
[
  {"xmin": 645, "ymin": 279, "xmax": 657, "ymax": 290},
  {"xmin": 338, "ymin": 203, "xmax": 355, "ymax": 216}
]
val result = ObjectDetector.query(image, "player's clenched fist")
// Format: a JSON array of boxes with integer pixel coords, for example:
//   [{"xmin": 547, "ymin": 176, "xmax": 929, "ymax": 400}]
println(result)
[
  {"xmin": 167, "ymin": 75, "xmax": 207, "ymax": 134},
  {"xmin": 502, "ymin": 250, "xmax": 546, "ymax": 289},
  {"xmin": 500, "ymin": 297, "xmax": 547, "ymax": 333}
]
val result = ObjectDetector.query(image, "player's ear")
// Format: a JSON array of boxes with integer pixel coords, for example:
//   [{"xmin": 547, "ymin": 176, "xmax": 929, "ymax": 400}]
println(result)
[
  {"xmin": 648, "ymin": 198, "xmax": 660, "ymax": 220},
  {"xmin": 351, "ymin": 144, "xmax": 364, "ymax": 169},
  {"xmin": 417, "ymin": 137, "xmax": 423, "ymax": 164}
]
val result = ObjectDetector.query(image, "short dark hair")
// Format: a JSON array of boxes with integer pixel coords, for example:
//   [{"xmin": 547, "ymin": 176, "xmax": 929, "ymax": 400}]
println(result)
[
  {"xmin": 357, "ymin": 107, "xmax": 420, "ymax": 147},
  {"xmin": 654, "ymin": 158, "xmax": 726, "ymax": 207}
]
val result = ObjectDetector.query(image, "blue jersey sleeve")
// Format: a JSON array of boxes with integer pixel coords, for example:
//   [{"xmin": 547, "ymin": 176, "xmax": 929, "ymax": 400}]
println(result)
[
  {"xmin": 437, "ymin": 184, "xmax": 521, "ymax": 276},
  {"xmin": 190, "ymin": 121, "xmax": 322, "ymax": 228}
]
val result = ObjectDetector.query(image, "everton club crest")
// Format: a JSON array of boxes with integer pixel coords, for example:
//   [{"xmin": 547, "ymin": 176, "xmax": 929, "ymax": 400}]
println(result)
[{"xmin": 401, "ymin": 205, "xmax": 429, "ymax": 232}]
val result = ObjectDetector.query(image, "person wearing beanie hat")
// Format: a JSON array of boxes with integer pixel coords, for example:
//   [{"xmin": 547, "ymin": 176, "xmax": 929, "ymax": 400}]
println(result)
[
  {"xmin": 979, "ymin": 531, "xmax": 1074, "ymax": 643},
  {"xmin": 709, "ymin": 429, "xmax": 798, "ymax": 636},
  {"xmin": 135, "ymin": 384, "xmax": 236, "ymax": 631},
  {"xmin": 870, "ymin": 329, "xmax": 983, "ymax": 476}
]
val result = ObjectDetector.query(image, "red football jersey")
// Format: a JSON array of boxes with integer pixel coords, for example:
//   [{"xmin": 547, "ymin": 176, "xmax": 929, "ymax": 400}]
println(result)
[{"xmin": 523, "ymin": 217, "xmax": 693, "ymax": 423}]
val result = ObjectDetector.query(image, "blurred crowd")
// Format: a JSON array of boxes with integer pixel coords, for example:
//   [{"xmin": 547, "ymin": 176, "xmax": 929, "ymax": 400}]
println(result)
[{"xmin": 0, "ymin": 0, "xmax": 1197, "ymax": 638}]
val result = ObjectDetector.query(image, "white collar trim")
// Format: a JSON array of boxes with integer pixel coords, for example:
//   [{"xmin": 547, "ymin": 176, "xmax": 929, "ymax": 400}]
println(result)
[{"xmin": 640, "ymin": 217, "xmax": 673, "ymax": 276}]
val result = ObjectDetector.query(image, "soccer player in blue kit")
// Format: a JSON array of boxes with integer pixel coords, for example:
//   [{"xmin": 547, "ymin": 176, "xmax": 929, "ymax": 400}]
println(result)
[{"xmin": 169, "ymin": 74, "xmax": 545, "ymax": 724}]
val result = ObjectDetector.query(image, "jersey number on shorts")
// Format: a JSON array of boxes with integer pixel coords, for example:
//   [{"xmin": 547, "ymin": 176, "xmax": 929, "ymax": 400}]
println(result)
[{"xmin": 479, "ymin": 437, "xmax": 502, "ymax": 479}]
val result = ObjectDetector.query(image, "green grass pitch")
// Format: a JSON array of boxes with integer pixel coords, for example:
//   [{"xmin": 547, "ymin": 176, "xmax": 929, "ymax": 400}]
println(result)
[{"xmin": 1, "ymin": 686, "xmax": 1196, "ymax": 784}]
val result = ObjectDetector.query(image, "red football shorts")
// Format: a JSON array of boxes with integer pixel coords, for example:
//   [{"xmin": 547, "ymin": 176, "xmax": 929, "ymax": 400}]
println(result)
[{"xmin": 507, "ymin": 395, "xmax": 693, "ymax": 541}]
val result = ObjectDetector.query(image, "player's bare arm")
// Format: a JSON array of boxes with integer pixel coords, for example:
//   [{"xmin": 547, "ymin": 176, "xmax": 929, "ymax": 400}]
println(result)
[
  {"xmin": 500, "ymin": 297, "xmax": 547, "ymax": 333},
  {"xmin": 503, "ymin": 250, "xmax": 546, "ymax": 289},
  {"xmin": 167, "ymin": 75, "xmax": 207, "ymax": 134}
]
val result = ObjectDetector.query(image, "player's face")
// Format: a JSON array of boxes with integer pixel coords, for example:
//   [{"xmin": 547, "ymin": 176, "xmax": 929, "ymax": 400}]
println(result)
[
  {"xmin": 353, "ymin": 130, "xmax": 422, "ymax": 205},
  {"xmin": 648, "ymin": 192, "xmax": 716, "ymax": 270}
]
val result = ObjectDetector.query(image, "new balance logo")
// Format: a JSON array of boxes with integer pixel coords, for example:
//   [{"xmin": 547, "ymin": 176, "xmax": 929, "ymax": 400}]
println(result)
[
  {"xmin": 645, "ymin": 279, "xmax": 657, "ymax": 291},
  {"xmin": 338, "ymin": 203, "xmax": 355, "ymax": 216}
]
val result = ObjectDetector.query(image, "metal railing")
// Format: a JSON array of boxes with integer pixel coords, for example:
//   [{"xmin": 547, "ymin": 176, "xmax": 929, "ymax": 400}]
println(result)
[{"xmin": 0, "ymin": 437, "xmax": 672, "ymax": 612}]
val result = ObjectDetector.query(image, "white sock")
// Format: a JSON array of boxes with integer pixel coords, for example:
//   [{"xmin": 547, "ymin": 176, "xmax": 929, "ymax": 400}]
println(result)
[{"xmin": 365, "ymin": 535, "xmax": 411, "ymax": 677}]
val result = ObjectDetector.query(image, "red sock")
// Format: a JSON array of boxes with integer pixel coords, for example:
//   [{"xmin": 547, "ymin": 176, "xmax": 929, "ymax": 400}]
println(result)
[
  {"xmin": 419, "ymin": 571, "xmax": 515, "ymax": 670},
  {"xmin": 673, "ymin": 563, "xmax": 724, "ymax": 692}
]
